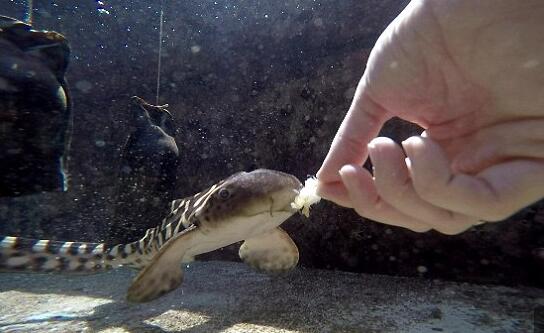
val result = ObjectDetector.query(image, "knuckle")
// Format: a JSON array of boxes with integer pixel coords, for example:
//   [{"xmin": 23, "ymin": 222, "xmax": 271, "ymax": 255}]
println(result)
[
  {"xmin": 412, "ymin": 178, "xmax": 441, "ymax": 200},
  {"xmin": 353, "ymin": 202, "xmax": 372, "ymax": 219},
  {"xmin": 415, "ymin": 188, "xmax": 440, "ymax": 204},
  {"xmin": 480, "ymin": 210, "xmax": 513, "ymax": 222},
  {"xmin": 409, "ymin": 225, "xmax": 432, "ymax": 233},
  {"xmin": 476, "ymin": 203, "xmax": 516, "ymax": 222},
  {"xmin": 375, "ymin": 175, "xmax": 413, "ymax": 201},
  {"xmin": 434, "ymin": 224, "xmax": 471, "ymax": 235}
]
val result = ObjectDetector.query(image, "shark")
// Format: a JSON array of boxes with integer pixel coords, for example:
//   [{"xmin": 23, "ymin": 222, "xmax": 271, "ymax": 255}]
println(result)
[{"xmin": 0, "ymin": 169, "xmax": 305, "ymax": 302}]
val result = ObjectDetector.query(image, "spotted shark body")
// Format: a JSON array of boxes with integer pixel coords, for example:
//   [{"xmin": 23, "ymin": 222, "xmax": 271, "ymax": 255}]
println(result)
[{"xmin": 0, "ymin": 169, "xmax": 303, "ymax": 302}]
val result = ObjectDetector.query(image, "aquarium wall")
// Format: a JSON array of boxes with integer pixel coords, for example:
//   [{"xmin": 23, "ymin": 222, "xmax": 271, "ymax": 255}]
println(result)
[{"xmin": 0, "ymin": 0, "xmax": 542, "ymax": 288}]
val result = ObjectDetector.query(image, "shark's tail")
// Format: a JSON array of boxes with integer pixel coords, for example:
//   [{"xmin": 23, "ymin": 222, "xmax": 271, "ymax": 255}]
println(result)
[{"xmin": 0, "ymin": 232, "xmax": 158, "ymax": 274}]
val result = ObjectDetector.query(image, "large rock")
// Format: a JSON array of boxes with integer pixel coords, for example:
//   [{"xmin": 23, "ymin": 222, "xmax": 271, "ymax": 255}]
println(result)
[{"xmin": 0, "ymin": 16, "xmax": 72, "ymax": 196}]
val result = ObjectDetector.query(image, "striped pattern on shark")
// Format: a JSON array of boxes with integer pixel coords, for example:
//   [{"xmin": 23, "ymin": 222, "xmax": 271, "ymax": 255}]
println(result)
[{"xmin": 0, "ymin": 180, "xmax": 226, "ymax": 273}]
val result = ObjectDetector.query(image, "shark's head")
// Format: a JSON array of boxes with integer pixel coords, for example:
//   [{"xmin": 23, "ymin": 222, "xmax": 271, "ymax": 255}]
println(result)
[{"xmin": 192, "ymin": 169, "xmax": 303, "ymax": 237}]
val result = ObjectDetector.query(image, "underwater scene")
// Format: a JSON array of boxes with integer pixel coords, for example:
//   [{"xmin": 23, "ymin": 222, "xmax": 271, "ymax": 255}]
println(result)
[{"xmin": 0, "ymin": 0, "xmax": 543, "ymax": 332}]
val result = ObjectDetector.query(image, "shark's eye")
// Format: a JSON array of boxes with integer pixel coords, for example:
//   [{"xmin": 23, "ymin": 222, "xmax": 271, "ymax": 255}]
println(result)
[{"xmin": 218, "ymin": 188, "xmax": 230, "ymax": 200}]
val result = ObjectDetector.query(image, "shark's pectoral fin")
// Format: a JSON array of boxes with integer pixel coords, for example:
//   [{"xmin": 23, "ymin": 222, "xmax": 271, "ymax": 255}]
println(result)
[
  {"xmin": 239, "ymin": 227, "xmax": 299, "ymax": 274},
  {"xmin": 126, "ymin": 260, "xmax": 184, "ymax": 303},
  {"xmin": 181, "ymin": 255, "xmax": 195, "ymax": 263},
  {"xmin": 126, "ymin": 225, "xmax": 197, "ymax": 303}
]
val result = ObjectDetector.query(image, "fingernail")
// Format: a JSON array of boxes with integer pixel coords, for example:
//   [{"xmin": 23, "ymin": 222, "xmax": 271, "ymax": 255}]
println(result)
[
  {"xmin": 368, "ymin": 137, "xmax": 393, "ymax": 150},
  {"xmin": 339, "ymin": 164, "xmax": 358, "ymax": 179},
  {"xmin": 367, "ymin": 142, "xmax": 376, "ymax": 160},
  {"xmin": 367, "ymin": 137, "xmax": 385, "ymax": 158},
  {"xmin": 404, "ymin": 157, "xmax": 412, "ymax": 172},
  {"xmin": 401, "ymin": 136, "xmax": 422, "ymax": 156},
  {"xmin": 316, "ymin": 168, "xmax": 323, "ymax": 179}
]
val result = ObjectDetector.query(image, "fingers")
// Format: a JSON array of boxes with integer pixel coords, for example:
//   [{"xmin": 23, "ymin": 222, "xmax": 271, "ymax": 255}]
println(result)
[
  {"xmin": 403, "ymin": 136, "xmax": 544, "ymax": 221},
  {"xmin": 369, "ymin": 137, "xmax": 479, "ymax": 234},
  {"xmin": 450, "ymin": 119, "xmax": 544, "ymax": 174},
  {"xmin": 338, "ymin": 164, "xmax": 431, "ymax": 232},
  {"xmin": 328, "ymin": 135, "xmax": 543, "ymax": 235},
  {"xmin": 317, "ymin": 84, "xmax": 390, "ymax": 185}
]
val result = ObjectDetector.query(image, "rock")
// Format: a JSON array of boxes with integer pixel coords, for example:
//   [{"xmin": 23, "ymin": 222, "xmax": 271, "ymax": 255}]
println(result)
[
  {"xmin": 0, "ymin": 15, "xmax": 72, "ymax": 197},
  {"xmin": 107, "ymin": 97, "xmax": 180, "ymax": 245}
]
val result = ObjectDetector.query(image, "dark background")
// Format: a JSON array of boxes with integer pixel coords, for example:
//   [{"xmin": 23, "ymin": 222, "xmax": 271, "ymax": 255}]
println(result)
[{"xmin": 1, "ymin": 0, "xmax": 543, "ymax": 287}]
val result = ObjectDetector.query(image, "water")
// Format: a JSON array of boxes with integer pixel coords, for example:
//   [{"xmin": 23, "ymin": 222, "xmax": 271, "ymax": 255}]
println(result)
[{"xmin": 0, "ymin": 1, "xmax": 542, "ymax": 332}]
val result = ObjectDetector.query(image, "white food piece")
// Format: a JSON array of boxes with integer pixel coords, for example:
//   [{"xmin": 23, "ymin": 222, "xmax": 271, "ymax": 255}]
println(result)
[{"xmin": 291, "ymin": 177, "xmax": 321, "ymax": 217}]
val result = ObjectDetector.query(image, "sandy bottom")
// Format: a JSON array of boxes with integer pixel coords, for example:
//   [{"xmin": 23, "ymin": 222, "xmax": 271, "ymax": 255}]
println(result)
[{"xmin": 0, "ymin": 261, "xmax": 541, "ymax": 332}]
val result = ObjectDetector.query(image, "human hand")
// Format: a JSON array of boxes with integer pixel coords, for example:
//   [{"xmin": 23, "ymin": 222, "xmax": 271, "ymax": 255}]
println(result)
[{"xmin": 317, "ymin": 0, "xmax": 544, "ymax": 234}]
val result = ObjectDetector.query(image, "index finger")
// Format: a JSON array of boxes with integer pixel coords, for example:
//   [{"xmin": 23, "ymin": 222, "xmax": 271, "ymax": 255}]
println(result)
[{"xmin": 317, "ymin": 80, "xmax": 389, "ymax": 184}]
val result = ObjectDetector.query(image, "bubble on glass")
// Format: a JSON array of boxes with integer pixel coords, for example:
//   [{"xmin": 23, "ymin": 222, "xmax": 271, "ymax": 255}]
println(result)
[
  {"xmin": 121, "ymin": 166, "xmax": 132, "ymax": 174},
  {"xmin": 96, "ymin": 0, "xmax": 110, "ymax": 15},
  {"xmin": 75, "ymin": 80, "xmax": 93, "ymax": 94},
  {"xmin": 313, "ymin": 17, "xmax": 323, "ymax": 27},
  {"xmin": 417, "ymin": 265, "xmax": 428, "ymax": 273},
  {"xmin": 191, "ymin": 45, "xmax": 201, "ymax": 54}
]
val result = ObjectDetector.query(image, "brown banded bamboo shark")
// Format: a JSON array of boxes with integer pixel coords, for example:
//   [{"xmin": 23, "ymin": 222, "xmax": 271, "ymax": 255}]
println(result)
[{"xmin": 0, "ymin": 169, "xmax": 310, "ymax": 302}]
